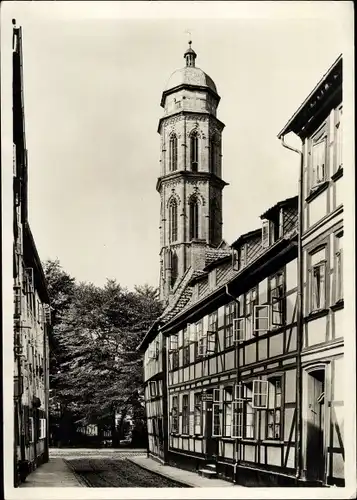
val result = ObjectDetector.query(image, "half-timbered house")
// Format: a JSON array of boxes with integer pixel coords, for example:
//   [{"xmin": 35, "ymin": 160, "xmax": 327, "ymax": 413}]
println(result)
[
  {"xmin": 13, "ymin": 22, "xmax": 51, "ymax": 485},
  {"xmin": 278, "ymin": 54, "xmax": 344, "ymax": 487},
  {"xmin": 162, "ymin": 197, "xmax": 299, "ymax": 486}
]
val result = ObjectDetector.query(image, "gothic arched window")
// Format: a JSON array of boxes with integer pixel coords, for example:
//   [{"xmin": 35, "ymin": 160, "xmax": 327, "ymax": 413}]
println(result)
[
  {"xmin": 169, "ymin": 134, "xmax": 178, "ymax": 172},
  {"xmin": 189, "ymin": 198, "xmax": 199, "ymax": 240},
  {"xmin": 169, "ymin": 200, "xmax": 178, "ymax": 243},
  {"xmin": 190, "ymin": 132, "xmax": 199, "ymax": 172},
  {"xmin": 171, "ymin": 252, "xmax": 178, "ymax": 287}
]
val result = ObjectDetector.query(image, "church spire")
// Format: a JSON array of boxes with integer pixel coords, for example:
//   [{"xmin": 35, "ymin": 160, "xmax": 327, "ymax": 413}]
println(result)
[{"xmin": 184, "ymin": 40, "xmax": 197, "ymax": 67}]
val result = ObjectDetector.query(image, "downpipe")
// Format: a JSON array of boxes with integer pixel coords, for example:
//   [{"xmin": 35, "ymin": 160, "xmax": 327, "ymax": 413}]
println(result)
[
  {"xmin": 280, "ymin": 136, "xmax": 304, "ymax": 482},
  {"xmin": 233, "ymin": 461, "xmax": 238, "ymax": 484}
]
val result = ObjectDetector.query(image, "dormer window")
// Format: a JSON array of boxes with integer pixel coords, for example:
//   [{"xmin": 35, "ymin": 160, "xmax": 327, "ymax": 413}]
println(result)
[{"xmin": 262, "ymin": 220, "xmax": 270, "ymax": 248}]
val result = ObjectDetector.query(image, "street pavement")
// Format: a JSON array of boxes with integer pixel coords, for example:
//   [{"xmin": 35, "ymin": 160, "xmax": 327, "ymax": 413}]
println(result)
[{"xmin": 20, "ymin": 448, "xmax": 245, "ymax": 488}]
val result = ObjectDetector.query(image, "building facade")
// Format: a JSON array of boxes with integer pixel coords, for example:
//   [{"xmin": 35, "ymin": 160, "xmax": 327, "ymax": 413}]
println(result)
[
  {"xmin": 139, "ymin": 47, "xmax": 344, "ymax": 487},
  {"xmin": 13, "ymin": 22, "xmax": 51, "ymax": 485},
  {"xmin": 278, "ymin": 55, "xmax": 344, "ymax": 486}
]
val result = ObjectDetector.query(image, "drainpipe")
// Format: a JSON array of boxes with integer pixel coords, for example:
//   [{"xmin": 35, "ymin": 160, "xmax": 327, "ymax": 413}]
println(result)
[
  {"xmin": 280, "ymin": 135, "xmax": 304, "ymax": 482},
  {"xmin": 225, "ymin": 284, "xmax": 240, "ymax": 484}
]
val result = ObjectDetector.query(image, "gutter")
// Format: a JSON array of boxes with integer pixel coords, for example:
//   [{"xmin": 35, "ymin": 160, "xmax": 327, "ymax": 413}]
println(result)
[{"xmin": 279, "ymin": 135, "xmax": 304, "ymax": 481}]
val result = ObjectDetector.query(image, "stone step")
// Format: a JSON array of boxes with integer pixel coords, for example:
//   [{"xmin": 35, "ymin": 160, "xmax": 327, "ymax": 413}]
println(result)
[{"xmin": 199, "ymin": 468, "xmax": 218, "ymax": 479}]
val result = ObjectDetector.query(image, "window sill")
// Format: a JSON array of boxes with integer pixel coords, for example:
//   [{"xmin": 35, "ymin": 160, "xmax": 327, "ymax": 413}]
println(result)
[
  {"xmin": 331, "ymin": 299, "xmax": 344, "ymax": 311},
  {"xmin": 263, "ymin": 439, "xmax": 284, "ymax": 445},
  {"xmin": 306, "ymin": 180, "xmax": 329, "ymax": 203},
  {"xmin": 222, "ymin": 437, "xmax": 236, "ymax": 442},
  {"xmin": 331, "ymin": 166, "xmax": 343, "ymax": 182},
  {"xmin": 305, "ymin": 308, "xmax": 329, "ymax": 322}
]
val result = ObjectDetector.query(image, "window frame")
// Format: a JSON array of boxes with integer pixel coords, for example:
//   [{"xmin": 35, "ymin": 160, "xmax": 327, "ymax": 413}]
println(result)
[
  {"xmin": 189, "ymin": 198, "xmax": 199, "ymax": 240},
  {"xmin": 225, "ymin": 302, "xmax": 236, "ymax": 348},
  {"xmin": 171, "ymin": 395, "xmax": 179, "ymax": 434},
  {"xmin": 266, "ymin": 377, "xmax": 283, "ymax": 440},
  {"xmin": 310, "ymin": 260, "xmax": 327, "ymax": 312},
  {"xmin": 182, "ymin": 394, "xmax": 190, "ymax": 435},
  {"xmin": 335, "ymin": 231, "xmax": 343, "ymax": 303},
  {"xmin": 190, "ymin": 132, "xmax": 199, "ymax": 172},
  {"xmin": 169, "ymin": 200, "xmax": 178, "ymax": 243},
  {"xmin": 223, "ymin": 386, "xmax": 233, "ymax": 437},
  {"xmin": 194, "ymin": 392, "xmax": 203, "ymax": 435},
  {"xmin": 212, "ymin": 388, "xmax": 223, "ymax": 437},
  {"xmin": 310, "ymin": 125, "xmax": 328, "ymax": 190},
  {"xmin": 169, "ymin": 134, "xmax": 178, "ymax": 172}
]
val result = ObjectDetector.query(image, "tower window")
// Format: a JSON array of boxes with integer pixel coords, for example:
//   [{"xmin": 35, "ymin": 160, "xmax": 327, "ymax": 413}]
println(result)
[
  {"xmin": 210, "ymin": 135, "xmax": 218, "ymax": 175},
  {"xmin": 169, "ymin": 134, "xmax": 178, "ymax": 172},
  {"xmin": 189, "ymin": 198, "xmax": 199, "ymax": 240},
  {"xmin": 169, "ymin": 200, "xmax": 178, "ymax": 243},
  {"xmin": 190, "ymin": 133, "xmax": 198, "ymax": 172},
  {"xmin": 210, "ymin": 199, "xmax": 220, "ymax": 244}
]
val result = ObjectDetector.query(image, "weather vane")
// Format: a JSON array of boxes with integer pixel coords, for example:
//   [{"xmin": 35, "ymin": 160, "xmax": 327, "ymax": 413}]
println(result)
[{"xmin": 184, "ymin": 29, "xmax": 192, "ymax": 43}]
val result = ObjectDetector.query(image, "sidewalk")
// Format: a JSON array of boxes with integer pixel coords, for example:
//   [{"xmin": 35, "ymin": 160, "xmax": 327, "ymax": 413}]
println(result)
[
  {"xmin": 128, "ymin": 455, "xmax": 245, "ymax": 488},
  {"xmin": 20, "ymin": 458, "xmax": 84, "ymax": 487}
]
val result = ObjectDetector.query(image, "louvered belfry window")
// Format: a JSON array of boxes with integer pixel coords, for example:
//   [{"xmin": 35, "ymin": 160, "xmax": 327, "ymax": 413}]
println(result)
[
  {"xmin": 190, "ymin": 133, "xmax": 198, "ymax": 172},
  {"xmin": 169, "ymin": 134, "xmax": 178, "ymax": 172},
  {"xmin": 189, "ymin": 198, "xmax": 199, "ymax": 240}
]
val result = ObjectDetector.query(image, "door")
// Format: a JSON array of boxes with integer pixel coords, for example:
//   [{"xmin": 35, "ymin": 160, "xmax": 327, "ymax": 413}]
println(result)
[
  {"xmin": 205, "ymin": 393, "xmax": 219, "ymax": 460},
  {"xmin": 305, "ymin": 368, "xmax": 325, "ymax": 482}
]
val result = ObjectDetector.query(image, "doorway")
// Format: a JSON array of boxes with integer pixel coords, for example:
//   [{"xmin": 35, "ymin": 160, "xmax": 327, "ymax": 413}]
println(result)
[
  {"xmin": 305, "ymin": 367, "xmax": 326, "ymax": 482},
  {"xmin": 205, "ymin": 391, "xmax": 219, "ymax": 460}
]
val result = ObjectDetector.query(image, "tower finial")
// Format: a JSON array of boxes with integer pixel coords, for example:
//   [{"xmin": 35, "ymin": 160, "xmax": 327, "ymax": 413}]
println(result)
[{"xmin": 184, "ymin": 33, "xmax": 197, "ymax": 68}]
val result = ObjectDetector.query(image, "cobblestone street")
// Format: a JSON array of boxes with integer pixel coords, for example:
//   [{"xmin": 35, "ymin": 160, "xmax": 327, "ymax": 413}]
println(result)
[{"xmin": 52, "ymin": 449, "xmax": 185, "ymax": 488}]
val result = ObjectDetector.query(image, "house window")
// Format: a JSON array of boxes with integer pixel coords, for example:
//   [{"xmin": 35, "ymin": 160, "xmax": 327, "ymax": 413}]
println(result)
[
  {"xmin": 171, "ymin": 396, "xmax": 179, "ymax": 433},
  {"xmin": 150, "ymin": 381, "xmax": 157, "ymax": 398},
  {"xmin": 172, "ymin": 349, "xmax": 179, "ymax": 370},
  {"xmin": 310, "ymin": 261, "xmax": 326, "ymax": 312},
  {"xmin": 29, "ymin": 416, "xmax": 34, "ymax": 443},
  {"xmin": 335, "ymin": 106, "xmax": 343, "ymax": 172},
  {"xmin": 195, "ymin": 320, "xmax": 204, "ymax": 357},
  {"xmin": 212, "ymin": 389, "xmax": 222, "ymax": 437},
  {"xmin": 266, "ymin": 378, "xmax": 282, "ymax": 440},
  {"xmin": 225, "ymin": 301, "xmax": 237, "ymax": 348},
  {"xmin": 245, "ymin": 288, "xmax": 258, "ymax": 340},
  {"xmin": 169, "ymin": 200, "xmax": 178, "ymax": 243},
  {"xmin": 253, "ymin": 305, "xmax": 271, "ymax": 335},
  {"xmin": 252, "ymin": 380, "xmax": 269, "ymax": 409},
  {"xmin": 335, "ymin": 232, "xmax": 343, "ymax": 302},
  {"xmin": 223, "ymin": 386, "xmax": 233, "ymax": 437},
  {"xmin": 169, "ymin": 134, "xmax": 178, "ymax": 172},
  {"xmin": 183, "ymin": 327, "xmax": 190, "ymax": 365},
  {"xmin": 190, "ymin": 132, "xmax": 199, "ymax": 171},
  {"xmin": 39, "ymin": 418, "xmax": 46, "ymax": 439},
  {"xmin": 207, "ymin": 311, "xmax": 218, "ymax": 354},
  {"xmin": 194, "ymin": 393, "xmax": 202, "ymax": 434},
  {"xmin": 182, "ymin": 394, "xmax": 189, "ymax": 434},
  {"xmin": 311, "ymin": 132, "xmax": 327, "ymax": 188},
  {"xmin": 234, "ymin": 383, "xmax": 256, "ymax": 438},
  {"xmin": 269, "ymin": 272, "xmax": 285, "ymax": 327},
  {"xmin": 189, "ymin": 198, "xmax": 199, "ymax": 239}
]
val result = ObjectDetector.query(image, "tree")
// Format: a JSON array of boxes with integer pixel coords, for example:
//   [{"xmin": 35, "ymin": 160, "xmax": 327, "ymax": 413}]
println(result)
[{"xmin": 51, "ymin": 277, "xmax": 162, "ymax": 447}]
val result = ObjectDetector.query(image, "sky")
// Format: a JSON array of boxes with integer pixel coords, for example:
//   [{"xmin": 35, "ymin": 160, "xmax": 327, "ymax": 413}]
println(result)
[{"xmin": 1, "ymin": 1, "xmax": 353, "ymax": 291}]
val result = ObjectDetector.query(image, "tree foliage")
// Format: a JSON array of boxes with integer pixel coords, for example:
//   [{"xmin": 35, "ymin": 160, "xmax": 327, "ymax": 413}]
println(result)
[{"xmin": 43, "ymin": 259, "xmax": 162, "ymax": 445}]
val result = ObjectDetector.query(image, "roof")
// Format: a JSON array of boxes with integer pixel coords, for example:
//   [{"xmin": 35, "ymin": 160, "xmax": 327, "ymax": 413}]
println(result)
[
  {"xmin": 231, "ymin": 228, "xmax": 261, "ymax": 249},
  {"xmin": 260, "ymin": 195, "xmax": 298, "ymax": 220},
  {"xmin": 165, "ymin": 66, "xmax": 217, "ymax": 94},
  {"xmin": 278, "ymin": 54, "xmax": 342, "ymax": 138}
]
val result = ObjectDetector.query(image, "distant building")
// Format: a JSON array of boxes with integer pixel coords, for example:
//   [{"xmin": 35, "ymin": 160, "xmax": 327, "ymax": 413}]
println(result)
[
  {"xmin": 13, "ymin": 21, "xmax": 51, "ymax": 485},
  {"xmin": 139, "ymin": 45, "xmax": 344, "ymax": 487}
]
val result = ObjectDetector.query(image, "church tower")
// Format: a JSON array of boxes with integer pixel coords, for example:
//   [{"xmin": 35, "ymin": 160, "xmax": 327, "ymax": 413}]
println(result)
[{"xmin": 158, "ymin": 41, "xmax": 227, "ymax": 303}]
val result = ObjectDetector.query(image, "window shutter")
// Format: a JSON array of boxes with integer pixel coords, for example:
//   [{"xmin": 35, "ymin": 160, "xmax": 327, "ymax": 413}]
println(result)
[
  {"xmin": 232, "ymin": 249, "xmax": 239, "ymax": 271},
  {"xmin": 234, "ymin": 383, "xmax": 246, "ymax": 401},
  {"xmin": 312, "ymin": 138, "xmax": 326, "ymax": 186},
  {"xmin": 278, "ymin": 208, "xmax": 284, "ymax": 238},
  {"xmin": 206, "ymin": 331, "xmax": 216, "ymax": 354},
  {"xmin": 253, "ymin": 305, "xmax": 271, "ymax": 334},
  {"xmin": 262, "ymin": 220, "xmax": 270, "ymax": 248}
]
